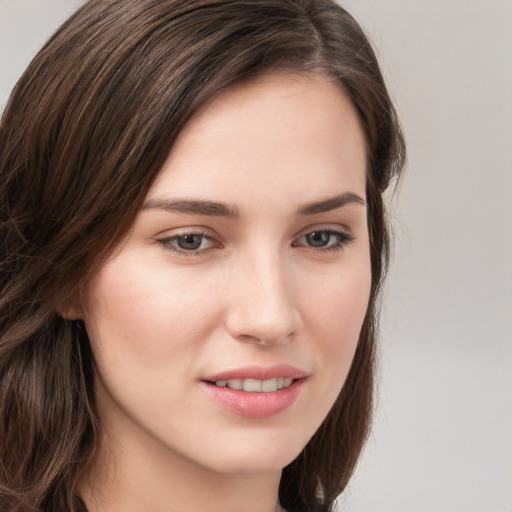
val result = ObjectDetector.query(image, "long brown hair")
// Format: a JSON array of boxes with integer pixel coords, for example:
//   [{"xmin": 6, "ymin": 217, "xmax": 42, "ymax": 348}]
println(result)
[{"xmin": 0, "ymin": 1, "xmax": 405, "ymax": 510}]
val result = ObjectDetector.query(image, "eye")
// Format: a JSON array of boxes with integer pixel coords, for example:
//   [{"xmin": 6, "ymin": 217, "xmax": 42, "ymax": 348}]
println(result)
[
  {"xmin": 293, "ymin": 229, "xmax": 354, "ymax": 252},
  {"xmin": 157, "ymin": 232, "xmax": 218, "ymax": 255}
]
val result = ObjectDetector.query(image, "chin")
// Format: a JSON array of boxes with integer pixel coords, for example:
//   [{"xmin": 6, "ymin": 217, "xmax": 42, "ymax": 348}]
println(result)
[{"xmin": 195, "ymin": 432, "xmax": 307, "ymax": 476}]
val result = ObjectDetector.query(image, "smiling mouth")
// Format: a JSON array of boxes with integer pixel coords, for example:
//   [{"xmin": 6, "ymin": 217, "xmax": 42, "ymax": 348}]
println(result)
[
  {"xmin": 202, "ymin": 369, "xmax": 306, "ymax": 417},
  {"xmin": 210, "ymin": 377, "xmax": 294, "ymax": 392}
]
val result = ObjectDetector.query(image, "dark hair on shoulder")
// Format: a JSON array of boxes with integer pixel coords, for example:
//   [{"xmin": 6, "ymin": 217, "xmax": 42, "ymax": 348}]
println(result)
[{"xmin": 0, "ymin": 1, "xmax": 405, "ymax": 511}]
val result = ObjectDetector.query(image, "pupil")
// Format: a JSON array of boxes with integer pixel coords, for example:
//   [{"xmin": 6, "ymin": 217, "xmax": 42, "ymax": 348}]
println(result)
[
  {"xmin": 307, "ymin": 231, "xmax": 330, "ymax": 247},
  {"xmin": 178, "ymin": 234, "xmax": 202, "ymax": 250}
]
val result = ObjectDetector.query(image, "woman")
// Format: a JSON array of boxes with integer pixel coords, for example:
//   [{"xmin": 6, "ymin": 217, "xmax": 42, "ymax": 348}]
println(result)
[{"xmin": 0, "ymin": 1, "xmax": 405, "ymax": 511}]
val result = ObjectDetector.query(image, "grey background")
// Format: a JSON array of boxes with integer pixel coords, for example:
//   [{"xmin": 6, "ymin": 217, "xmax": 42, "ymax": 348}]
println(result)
[{"xmin": 1, "ymin": 1, "xmax": 511, "ymax": 511}]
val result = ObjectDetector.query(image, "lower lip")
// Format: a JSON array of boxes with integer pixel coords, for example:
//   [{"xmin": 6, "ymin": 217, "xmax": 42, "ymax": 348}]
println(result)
[{"xmin": 202, "ymin": 379, "xmax": 305, "ymax": 418}]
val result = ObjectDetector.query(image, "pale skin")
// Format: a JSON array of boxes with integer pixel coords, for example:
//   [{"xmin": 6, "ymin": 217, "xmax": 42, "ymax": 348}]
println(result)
[{"xmin": 71, "ymin": 72, "xmax": 371, "ymax": 512}]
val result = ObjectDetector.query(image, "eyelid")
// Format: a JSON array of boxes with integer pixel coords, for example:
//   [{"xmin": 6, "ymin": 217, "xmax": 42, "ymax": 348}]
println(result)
[
  {"xmin": 293, "ymin": 223, "xmax": 353, "ymax": 240},
  {"xmin": 154, "ymin": 223, "xmax": 355, "ymax": 257},
  {"xmin": 154, "ymin": 224, "xmax": 217, "ymax": 238},
  {"xmin": 292, "ymin": 224, "xmax": 355, "ymax": 251},
  {"xmin": 155, "ymin": 227, "xmax": 222, "ymax": 256}
]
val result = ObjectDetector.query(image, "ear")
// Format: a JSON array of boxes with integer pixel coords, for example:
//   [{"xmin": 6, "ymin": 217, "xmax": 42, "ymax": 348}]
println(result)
[{"xmin": 55, "ymin": 290, "xmax": 85, "ymax": 321}]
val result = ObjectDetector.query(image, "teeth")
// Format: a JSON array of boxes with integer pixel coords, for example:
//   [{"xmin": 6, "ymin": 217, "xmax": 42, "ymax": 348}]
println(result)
[
  {"xmin": 261, "ymin": 378, "xmax": 277, "ymax": 392},
  {"xmin": 243, "ymin": 379, "xmax": 262, "ymax": 392},
  {"xmin": 228, "ymin": 379, "xmax": 243, "ymax": 390},
  {"xmin": 214, "ymin": 377, "xmax": 294, "ymax": 392}
]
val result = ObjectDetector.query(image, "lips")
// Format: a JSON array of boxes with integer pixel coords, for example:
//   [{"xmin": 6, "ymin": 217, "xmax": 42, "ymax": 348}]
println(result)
[
  {"xmin": 201, "ymin": 365, "xmax": 307, "ymax": 418},
  {"xmin": 203, "ymin": 364, "xmax": 307, "ymax": 383}
]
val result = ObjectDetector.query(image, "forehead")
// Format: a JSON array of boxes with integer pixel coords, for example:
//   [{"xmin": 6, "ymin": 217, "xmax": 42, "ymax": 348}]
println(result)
[{"xmin": 148, "ymin": 72, "xmax": 367, "ymax": 206}]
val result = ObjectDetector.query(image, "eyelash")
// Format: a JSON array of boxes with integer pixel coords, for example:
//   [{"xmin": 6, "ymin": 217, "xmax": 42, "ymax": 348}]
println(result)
[
  {"xmin": 292, "ymin": 229, "xmax": 355, "ymax": 252},
  {"xmin": 156, "ymin": 231, "xmax": 217, "ymax": 257},
  {"xmin": 156, "ymin": 228, "xmax": 354, "ymax": 257}
]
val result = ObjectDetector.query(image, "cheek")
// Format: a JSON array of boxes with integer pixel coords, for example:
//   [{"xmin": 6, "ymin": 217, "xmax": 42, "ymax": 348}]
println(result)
[
  {"xmin": 301, "ymin": 255, "xmax": 372, "ymax": 393},
  {"xmin": 306, "ymin": 258, "xmax": 371, "ymax": 345},
  {"xmin": 82, "ymin": 255, "xmax": 217, "ymax": 370},
  {"xmin": 332, "ymin": 270, "xmax": 371, "ymax": 343},
  {"xmin": 287, "ymin": 254, "xmax": 371, "ymax": 445},
  {"xmin": 80, "ymin": 256, "xmax": 223, "ymax": 428}
]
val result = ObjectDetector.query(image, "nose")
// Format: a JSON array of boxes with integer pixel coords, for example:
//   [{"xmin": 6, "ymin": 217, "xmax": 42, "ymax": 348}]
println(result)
[{"xmin": 224, "ymin": 249, "xmax": 301, "ymax": 345}]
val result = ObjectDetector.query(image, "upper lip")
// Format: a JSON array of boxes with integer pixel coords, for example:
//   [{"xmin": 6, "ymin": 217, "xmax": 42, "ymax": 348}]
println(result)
[{"xmin": 203, "ymin": 365, "xmax": 308, "ymax": 382}]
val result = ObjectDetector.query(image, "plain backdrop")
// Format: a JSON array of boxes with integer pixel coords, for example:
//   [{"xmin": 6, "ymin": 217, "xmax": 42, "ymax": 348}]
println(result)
[{"xmin": 1, "ymin": 1, "xmax": 511, "ymax": 511}]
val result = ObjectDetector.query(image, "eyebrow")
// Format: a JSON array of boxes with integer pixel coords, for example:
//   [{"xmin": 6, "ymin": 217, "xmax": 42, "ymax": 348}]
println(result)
[
  {"xmin": 297, "ymin": 192, "xmax": 367, "ymax": 215},
  {"xmin": 142, "ymin": 191, "xmax": 366, "ymax": 219},
  {"xmin": 142, "ymin": 198, "xmax": 240, "ymax": 219}
]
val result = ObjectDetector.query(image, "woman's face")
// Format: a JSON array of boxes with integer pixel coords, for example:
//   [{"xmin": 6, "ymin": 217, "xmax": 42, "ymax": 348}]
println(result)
[{"xmin": 79, "ymin": 73, "xmax": 371, "ymax": 476}]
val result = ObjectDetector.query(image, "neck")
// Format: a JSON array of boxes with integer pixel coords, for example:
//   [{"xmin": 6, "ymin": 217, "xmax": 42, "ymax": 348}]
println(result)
[{"xmin": 78, "ymin": 426, "xmax": 285, "ymax": 512}]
